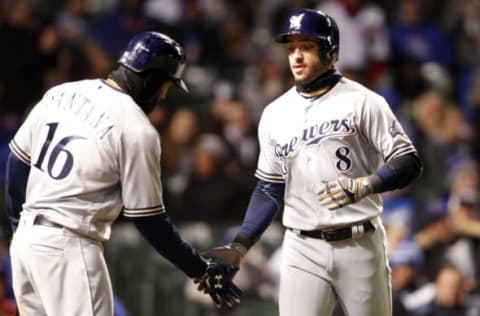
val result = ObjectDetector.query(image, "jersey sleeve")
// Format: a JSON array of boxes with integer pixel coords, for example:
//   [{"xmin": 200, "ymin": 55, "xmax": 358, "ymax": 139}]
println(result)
[
  {"xmin": 119, "ymin": 120, "xmax": 165, "ymax": 217},
  {"xmin": 9, "ymin": 101, "xmax": 44, "ymax": 165},
  {"xmin": 254, "ymin": 108, "xmax": 285, "ymax": 183},
  {"xmin": 361, "ymin": 93, "xmax": 417, "ymax": 162}
]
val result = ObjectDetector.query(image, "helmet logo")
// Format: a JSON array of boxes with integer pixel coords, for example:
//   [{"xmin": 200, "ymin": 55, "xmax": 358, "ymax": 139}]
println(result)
[{"xmin": 289, "ymin": 13, "xmax": 305, "ymax": 31}]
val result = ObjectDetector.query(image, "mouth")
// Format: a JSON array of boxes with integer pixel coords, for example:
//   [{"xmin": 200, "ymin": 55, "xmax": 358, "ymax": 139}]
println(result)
[{"xmin": 293, "ymin": 64, "xmax": 305, "ymax": 70}]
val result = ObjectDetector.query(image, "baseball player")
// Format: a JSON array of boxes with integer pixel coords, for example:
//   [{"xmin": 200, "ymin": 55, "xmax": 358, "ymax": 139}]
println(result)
[
  {"xmin": 202, "ymin": 9, "xmax": 423, "ymax": 316},
  {"xmin": 4, "ymin": 31, "xmax": 241, "ymax": 316}
]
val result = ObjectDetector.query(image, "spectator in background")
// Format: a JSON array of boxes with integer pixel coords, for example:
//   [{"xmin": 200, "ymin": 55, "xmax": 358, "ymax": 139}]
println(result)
[
  {"xmin": 0, "ymin": 0, "xmax": 51, "ymax": 116},
  {"xmin": 445, "ymin": 193, "xmax": 480, "ymax": 291},
  {"xmin": 390, "ymin": 0, "xmax": 452, "ymax": 69},
  {"xmin": 182, "ymin": 133, "xmax": 236, "ymax": 221},
  {"xmin": 415, "ymin": 163, "xmax": 480, "ymax": 287},
  {"xmin": 381, "ymin": 187, "xmax": 419, "ymax": 251},
  {"xmin": 443, "ymin": 0, "xmax": 480, "ymax": 119},
  {"xmin": 221, "ymin": 101, "xmax": 258, "ymax": 175},
  {"xmin": 172, "ymin": 0, "xmax": 211, "ymax": 65},
  {"xmin": 388, "ymin": 0, "xmax": 453, "ymax": 112},
  {"xmin": 413, "ymin": 265, "xmax": 470, "ymax": 316},
  {"xmin": 162, "ymin": 108, "xmax": 200, "ymax": 195},
  {"xmin": 0, "ymin": 0, "xmax": 111, "ymax": 108},
  {"xmin": 390, "ymin": 240, "xmax": 425, "ymax": 314},
  {"xmin": 201, "ymin": 81, "xmax": 259, "ymax": 179},
  {"xmin": 161, "ymin": 108, "xmax": 200, "ymax": 217},
  {"xmin": 0, "ymin": 1, "xmax": 478, "ymax": 314},
  {"xmin": 468, "ymin": 72, "xmax": 480, "ymax": 161},
  {"xmin": 447, "ymin": 160, "xmax": 479, "ymax": 202},
  {"xmin": 415, "ymin": 199, "xmax": 453, "ymax": 282},
  {"xmin": 88, "ymin": 0, "xmax": 163, "ymax": 58},
  {"xmin": 408, "ymin": 91, "xmax": 449, "ymax": 202},
  {"xmin": 55, "ymin": 0, "xmax": 90, "ymax": 38},
  {"xmin": 440, "ymin": 104, "xmax": 474, "ymax": 171},
  {"xmin": 318, "ymin": 0, "xmax": 390, "ymax": 88},
  {"xmin": 241, "ymin": 51, "xmax": 288, "ymax": 123},
  {"xmin": 0, "ymin": 226, "xmax": 15, "ymax": 315}
]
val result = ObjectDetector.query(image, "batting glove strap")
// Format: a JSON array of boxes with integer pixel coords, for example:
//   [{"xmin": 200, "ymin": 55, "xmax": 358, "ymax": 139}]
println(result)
[
  {"xmin": 201, "ymin": 243, "xmax": 245, "ymax": 267},
  {"xmin": 194, "ymin": 263, "xmax": 242, "ymax": 308},
  {"xmin": 229, "ymin": 241, "xmax": 248, "ymax": 257},
  {"xmin": 318, "ymin": 176, "xmax": 375, "ymax": 211}
]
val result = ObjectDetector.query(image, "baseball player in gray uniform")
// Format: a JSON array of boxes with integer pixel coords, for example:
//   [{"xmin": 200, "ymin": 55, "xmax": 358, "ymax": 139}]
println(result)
[
  {"xmin": 4, "ymin": 31, "xmax": 241, "ymax": 316},
  {"xmin": 202, "ymin": 9, "xmax": 423, "ymax": 316}
]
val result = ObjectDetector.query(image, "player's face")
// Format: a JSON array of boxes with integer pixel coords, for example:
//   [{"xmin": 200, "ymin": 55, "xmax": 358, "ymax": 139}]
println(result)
[
  {"xmin": 144, "ymin": 80, "xmax": 173, "ymax": 113},
  {"xmin": 286, "ymin": 36, "xmax": 329, "ymax": 84},
  {"xmin": 158, "ymin": 80, "xmax": 173, "ymax": 100}
]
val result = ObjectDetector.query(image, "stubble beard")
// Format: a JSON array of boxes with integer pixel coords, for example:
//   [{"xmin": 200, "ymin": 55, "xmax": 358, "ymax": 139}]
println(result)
[{"xmin": 293, "ymin": 70, "xmax": 317, "ymax": 85}]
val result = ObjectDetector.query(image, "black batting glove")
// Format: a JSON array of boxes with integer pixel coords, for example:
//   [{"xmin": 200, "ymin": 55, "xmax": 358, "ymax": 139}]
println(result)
[{"xmin": 194, "ymin": 262, "xmax": 242, "ymax": 308}]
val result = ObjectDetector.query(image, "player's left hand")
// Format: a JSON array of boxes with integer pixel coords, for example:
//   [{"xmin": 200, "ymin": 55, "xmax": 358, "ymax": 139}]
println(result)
[
  {"xmin": 194, "ymin": 262, "xmax": 242, "ymax": 308},
  {"xmin": 317, "ymin": 176, "xmax": 373, "ymax": 210}
]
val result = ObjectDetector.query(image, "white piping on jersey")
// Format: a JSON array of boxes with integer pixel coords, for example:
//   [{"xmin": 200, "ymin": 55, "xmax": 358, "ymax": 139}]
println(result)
[
  {"xmin": 255, "ymin": 169, "xmax": 285, "ymax": 183},
  {"xmin": 9, "ymin": 140, "xmax": 30, "ymax": 164},
  {"xmin": 385, "ymin": 145, "xmax": 416, "ymax": 162},
  {"xmin": 123, "ymin": 205, "xmax": 166, "ymax": 217}
]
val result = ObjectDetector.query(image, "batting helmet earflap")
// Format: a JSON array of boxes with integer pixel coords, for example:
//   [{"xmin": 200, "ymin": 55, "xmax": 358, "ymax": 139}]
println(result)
[
  {"xmin": 119, "ymin": 31, "xmax": 189, "ymax": 92},
  {"xmin": 276, "ymin": 9, "xmax": 339, "ymax": 65}
]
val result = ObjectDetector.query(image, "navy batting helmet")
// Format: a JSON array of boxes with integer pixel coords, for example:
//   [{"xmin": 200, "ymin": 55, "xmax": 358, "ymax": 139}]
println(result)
[
  {"xmin": 119, "ymin": 31, "xmax": 188, "ymax": 92},
  {"xmin": 276, "ymin": 9, "xmax": 339, "ymax": 65}
]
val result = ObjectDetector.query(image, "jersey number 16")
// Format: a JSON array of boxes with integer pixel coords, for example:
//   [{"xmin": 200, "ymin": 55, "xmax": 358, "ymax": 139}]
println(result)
[{"xmin": 33, "ymin": 122, "xmax": 86, "ymax": 180}]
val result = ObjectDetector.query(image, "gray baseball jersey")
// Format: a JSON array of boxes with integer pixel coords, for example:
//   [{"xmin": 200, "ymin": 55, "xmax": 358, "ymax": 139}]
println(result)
[
  {"xmin": 9, "ymin": 79, "xmax": 165, "ymax": 241},
  {"xmin": 255, "ymin": 77, "xmax": 415, "ymax": 316},
  {"xmin": 255, "ymin": 77, "xmax": 416, "ymax": 230}
]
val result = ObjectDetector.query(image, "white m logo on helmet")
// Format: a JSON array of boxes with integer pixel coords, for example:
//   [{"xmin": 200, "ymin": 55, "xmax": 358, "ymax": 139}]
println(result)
[{"xmin": 289, "ymin": 13, "xmax": 304, "ymax": 31}]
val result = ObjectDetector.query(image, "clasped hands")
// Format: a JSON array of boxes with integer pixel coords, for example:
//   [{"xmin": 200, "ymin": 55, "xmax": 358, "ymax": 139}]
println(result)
[{"xmin": 193, "ymin": 243, "xmax": 246, "ymax": 308}]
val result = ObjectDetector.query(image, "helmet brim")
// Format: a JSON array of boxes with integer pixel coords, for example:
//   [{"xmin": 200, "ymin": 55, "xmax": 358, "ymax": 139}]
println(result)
[
  {"xmin": 275, "ymin": 32, "xmax": 320, "ymax": 43},
  {"xmin": 174, "ymin": 78, "xmax": 189, "ymax": 93}
]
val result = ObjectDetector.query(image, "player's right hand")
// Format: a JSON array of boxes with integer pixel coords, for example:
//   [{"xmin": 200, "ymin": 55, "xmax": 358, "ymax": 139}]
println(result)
[
  {"xmin": 201, "ymin": 243, "xmax": 246, "ymax": 267},
  {"xmin": 194, "ymin": 262, "xmax": 242, "ymax": 308},
  {"xmin": 317, "ymin": 176, "xmax": 373, "ymax": 210}
]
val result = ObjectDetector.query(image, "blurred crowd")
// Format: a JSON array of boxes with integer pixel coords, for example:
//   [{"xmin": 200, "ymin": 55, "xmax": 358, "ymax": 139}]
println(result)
[{"xmin": 0, "ymin": 0, "xmax": 479, "ymax": 315}]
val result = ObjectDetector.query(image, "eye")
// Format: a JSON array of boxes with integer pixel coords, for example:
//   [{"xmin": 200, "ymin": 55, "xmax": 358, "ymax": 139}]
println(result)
[
  {"xmin": 286, "ymin": 45, "xmax": 296, "ymax": 54},
  {"xmin": 301, "ymin": 42, "xmax": 316, "ymax": 50}
]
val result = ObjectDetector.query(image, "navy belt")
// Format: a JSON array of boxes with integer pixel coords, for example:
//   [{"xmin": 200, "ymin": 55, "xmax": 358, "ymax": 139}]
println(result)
[{"xmin": 288, "ymin": 221, "xmax": 375, "ymax": 242}]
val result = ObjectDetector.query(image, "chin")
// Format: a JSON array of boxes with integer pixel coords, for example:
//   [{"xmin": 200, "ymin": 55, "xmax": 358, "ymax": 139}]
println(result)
[{"xmin": 294, "ymin": 77, "xmax": 312, "ymax": 85}]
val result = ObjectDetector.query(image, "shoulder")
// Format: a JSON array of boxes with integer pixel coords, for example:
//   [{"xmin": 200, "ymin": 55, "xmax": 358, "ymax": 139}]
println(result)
[
  {"xmin": 335, "ymin": 78, "xmax": 387, "ymax": 104},
  {"xmin": 263, "ymin": 87, "xmax": 298, "ymax": 115},
  {"xmin": 122, "ymin": 109, "xmax": 159, "ymax": 145}
]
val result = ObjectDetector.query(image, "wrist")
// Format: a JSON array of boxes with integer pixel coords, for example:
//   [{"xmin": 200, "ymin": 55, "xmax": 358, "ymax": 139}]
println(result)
[
  {"xmin": 361, "ymin": 174, "xmax": 382, "ymax": 195},
  {"xmin": 232, "ymin": 234, "xmax": 256, "ymax": 253},
  {"xmin": 229, "ymin": 241, "xmax": 248, "ymax": 257}
]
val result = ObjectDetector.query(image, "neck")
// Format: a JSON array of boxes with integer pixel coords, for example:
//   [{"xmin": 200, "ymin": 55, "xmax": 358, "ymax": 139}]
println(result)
[
  {"xmin": 296, "ymin": 68, "xmax": 342, "ymax": 95},
  {"xmin": 105, "ymin": 78, "xmax": 123, "ymax": 91}
]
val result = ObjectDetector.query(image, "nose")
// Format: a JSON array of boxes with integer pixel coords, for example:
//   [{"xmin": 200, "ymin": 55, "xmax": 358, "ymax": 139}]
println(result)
[{"xmin": 291, "ymin": 47, "xmax": 303, "ymax": 61}]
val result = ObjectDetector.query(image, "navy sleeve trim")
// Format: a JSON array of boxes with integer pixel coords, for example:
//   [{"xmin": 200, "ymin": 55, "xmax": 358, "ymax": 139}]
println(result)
[
  {"xmin": 5, "ymin": 151, "xmax": 31, "ymax": 231},
  {"xmin": 373, "ymin": 153, "xmax": 423, "ymax": 193},
  {"xmin": 234, "ymin": 180, "xmax": 285, "ymax": 247},
  {"xmin": 133, "ymin": 213, "xmax": 207, "ymax": 278}
]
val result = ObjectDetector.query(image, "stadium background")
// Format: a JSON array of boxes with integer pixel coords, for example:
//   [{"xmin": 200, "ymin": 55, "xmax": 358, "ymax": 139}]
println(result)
[{"xmin": 0, "ymin": 0, "xmax": 479, "ymax": 315}]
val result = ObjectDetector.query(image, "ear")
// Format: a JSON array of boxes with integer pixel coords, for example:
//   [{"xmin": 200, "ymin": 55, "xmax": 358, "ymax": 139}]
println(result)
[
  {"xmin": 330, "ymin": 51, "xmax": 338, "ymax": 64},
  {"xmin": 320, "ymin": 49, "xmax": 335, "ymax": 66}
]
